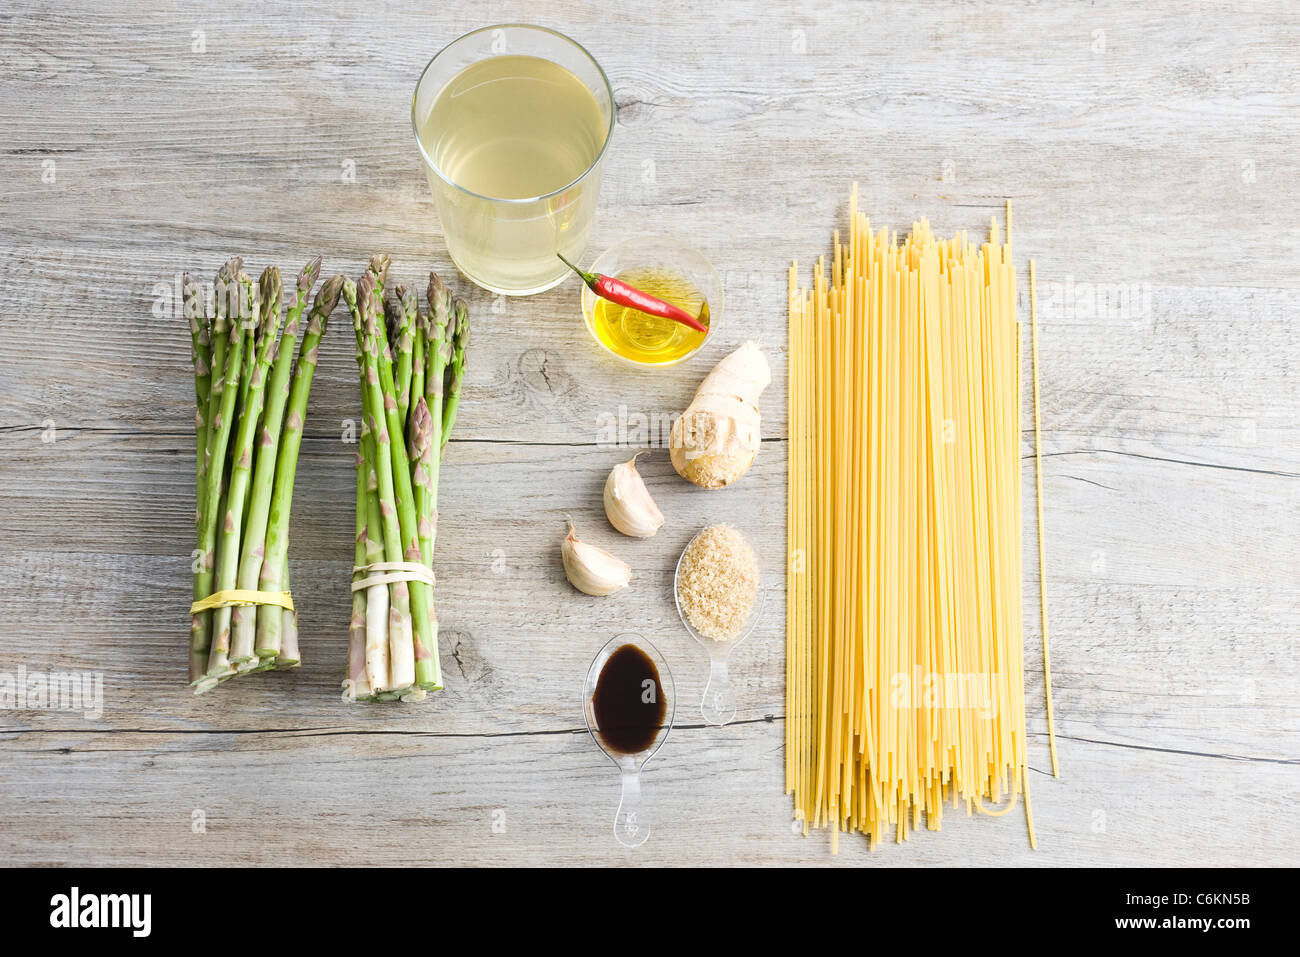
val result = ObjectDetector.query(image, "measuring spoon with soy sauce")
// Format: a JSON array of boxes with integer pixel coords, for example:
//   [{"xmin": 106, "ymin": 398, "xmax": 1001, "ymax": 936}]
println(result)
[{"xmin": 582, "ymin": 634, "xmax": 675, "ymax": 848}]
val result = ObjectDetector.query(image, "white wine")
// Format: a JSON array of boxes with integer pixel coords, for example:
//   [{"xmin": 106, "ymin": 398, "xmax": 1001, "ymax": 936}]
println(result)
[
  {"xmin": 419, "ymin": 54, "xmax": 610, "ymax": 294},
  {"xmin": 424, "ymin": 55, "xmax": 605, "ymax": 200}
]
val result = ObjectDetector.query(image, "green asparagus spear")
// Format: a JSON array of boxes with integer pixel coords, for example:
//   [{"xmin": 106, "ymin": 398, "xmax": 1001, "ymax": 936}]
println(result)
[
  {"xmin": 191, "ymin": 269, "xmax": 251, "ymax": 690},
  {"xmin": 229, "ymin": 256, "xmax": 321, "ymax": 664},
  {"xmin": 346, "ymin": 315, "xmax": 380, "ymax": 700},
  {"xmin": 185, "ymin": 272, "xmax": 212, "ymax": 683},
  {"xmin": 441, "ymin": 297, "xmax": 470, "ymax": 452},
  {"xmin": 362, "ymin": 453, "xmax": 389, "ymax": 693},
  {"xmin": 345, "ymin": 446, "xmax": 371, "ymax": 700},
  {"xmin": 222, "ymin": 271, "xmax": 258, "ymax": 491},
  {"xmin": 421, "ymin": 278, "xmax": 467, "ymax": 681},
  {"xmin": 409, "ymin": 309, "xmax": 425, "ymax": 455},
  {"xmin": 424, "ymin": 272, "xmax": 452, "ymax": 481},
  {"xmin": 235, "ymin": 278, "xmax": 268, "ymax": 542},
  {"xmin": 410, "ymin": 395, "xmax": 435, "ymax": 695},
  {"xmin": 205, "ymin": 270, "xmax": 258, "ymax": 680},
  {"xmin": 222, "ymin": 271, "xmax": 259, "ymax": 532},
  {"xmin": 418, "ymin": 272, "xmax": 453, "ymax": 599},
  {"xmin": 253, "ymin": 273, "xmax": 343, "ymax": 659},
  {"xmin": 203, "ymin": 257, "xmax": 242, "ymax": 473},
  {"xmin": 184, "ymin": 272, "xmax": 211, "ymax": 491},
  {"xmin": 390, "ymin": 285, "xmax": 416, "ymax": 429},
  {"xmin": 410, "ymin": 397, "xmax": 435, "ymax": 568},
  {"xmin": 190, "ymin": 258, "xmax": 240, "ymax": 680}
]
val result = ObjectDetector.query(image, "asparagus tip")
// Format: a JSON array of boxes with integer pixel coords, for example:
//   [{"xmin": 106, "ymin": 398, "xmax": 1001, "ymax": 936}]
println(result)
[
  {"xmin": 317, "ymin": 274, "xmax": 346, "ymax": 313},
  {"xmin": 181, "ymin": 272, "xmax": 200, "ymax": 317},
  {"xmin": 357, "ymin": 271, "xmax": 375, "ymax": 308},
  {"xmin": 367, "ymin": 253, "xmax": 391, "ymax": 285},
  {"xmin": 299, "ymin": 255, "xmax": 323, "ymax": 289},
  {"xmin": 257, "ymin": 264, "xmax": 279, "ymax": 293},
  {"xmin": 258, "ymin": 267, "xmax": 283, "ymax": 328}
]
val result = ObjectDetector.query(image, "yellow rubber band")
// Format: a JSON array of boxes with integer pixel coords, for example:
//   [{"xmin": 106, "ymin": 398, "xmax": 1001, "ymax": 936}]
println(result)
[{"xmin": 189, "ymin": 589, "xmax": 293, "ymax": 615}]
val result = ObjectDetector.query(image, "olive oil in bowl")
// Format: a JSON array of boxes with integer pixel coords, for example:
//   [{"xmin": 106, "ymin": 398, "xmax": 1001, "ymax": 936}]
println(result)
[
  {"xmin": 578, "ymin": 236, "xmax": 722, "ymax": 367},
  {"xmin": 589, "ymin": 267, "xmax": 710, "ymax": 365}
]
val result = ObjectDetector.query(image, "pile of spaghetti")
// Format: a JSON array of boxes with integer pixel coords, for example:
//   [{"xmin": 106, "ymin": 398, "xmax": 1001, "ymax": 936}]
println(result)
[{"xmin": 786, "ymin": 187, "xmax": 1041, "ymax": 848}]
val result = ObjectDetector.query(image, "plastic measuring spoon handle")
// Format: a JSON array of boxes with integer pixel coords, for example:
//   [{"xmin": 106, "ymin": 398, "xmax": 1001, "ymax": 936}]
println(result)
[
  {"xmin": 614, "ymin": 767, "xmax": 649, "ymax": 848},
  {"xmin": 701, "ymin": 655, "xmax": 737, "ymax": 726}
]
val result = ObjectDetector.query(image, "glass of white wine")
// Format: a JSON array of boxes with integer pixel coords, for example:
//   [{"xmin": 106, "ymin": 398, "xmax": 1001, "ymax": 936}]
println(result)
[{"xmin": 411, "ymin": 25, "xmax": 615, "ymax": 296}]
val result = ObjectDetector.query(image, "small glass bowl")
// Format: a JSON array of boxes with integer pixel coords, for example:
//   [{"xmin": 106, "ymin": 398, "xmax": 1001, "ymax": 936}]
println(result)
[{"xmin": 579, "ymin": 234, "xmax": 722, "ymax": 367}]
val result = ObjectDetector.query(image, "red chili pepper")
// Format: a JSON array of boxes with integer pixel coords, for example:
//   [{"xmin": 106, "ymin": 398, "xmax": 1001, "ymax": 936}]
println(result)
[{"xmin": 557, "ymin": 253, "xmax": 709, "ymax": 334}]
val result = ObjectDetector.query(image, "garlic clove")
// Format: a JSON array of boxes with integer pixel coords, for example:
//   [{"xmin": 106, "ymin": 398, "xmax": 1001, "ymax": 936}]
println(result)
[
  {"xmin": 562, "ymin": 520, "xmax": 632, "ymax": 596},
  {"xmin": 603, "ymin": 452, "xmax": 665, "ymax": 538}
]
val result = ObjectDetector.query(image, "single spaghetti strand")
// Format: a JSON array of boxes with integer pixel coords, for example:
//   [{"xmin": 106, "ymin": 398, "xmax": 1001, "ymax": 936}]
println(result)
[
  {"xmin": 799, "ymin": 273, "xmax": 812, "ymax": 818},
  {"xmin": 786, "ymin": 261, "xmax": 797, "ymax": 795},
  {"xmin": 1022, "ymin": 765, "xmax": 1038, "ymax": 849},
  {"xmin": 814, "ymin": 257, "xmax": 832, "ymax": 825},
  {"xmin": 1029, "ymin": 260, "xmax": 1061, "ymax": 777}
]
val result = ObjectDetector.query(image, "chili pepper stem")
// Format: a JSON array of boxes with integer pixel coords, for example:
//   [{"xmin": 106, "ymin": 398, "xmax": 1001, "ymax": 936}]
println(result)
[{"xmin": 556, "ymin": 252, "xmax": 600, "ymax": 290}]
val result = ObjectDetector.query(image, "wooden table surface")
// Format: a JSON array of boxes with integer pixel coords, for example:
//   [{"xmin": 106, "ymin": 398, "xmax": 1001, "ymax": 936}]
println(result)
[{"xmin": 1, "ymin": 0, "xmax": 1296, "ymax": 867}]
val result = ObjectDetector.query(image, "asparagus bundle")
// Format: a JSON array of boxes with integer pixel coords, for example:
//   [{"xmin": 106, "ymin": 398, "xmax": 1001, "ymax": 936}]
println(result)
[
  {"xmin": 186, "ymin": 256, "xmax": 344, "ymax": 693},
  {"xmin": 342, "ymin": 255, "xmax": 469, "ymax": 702}
]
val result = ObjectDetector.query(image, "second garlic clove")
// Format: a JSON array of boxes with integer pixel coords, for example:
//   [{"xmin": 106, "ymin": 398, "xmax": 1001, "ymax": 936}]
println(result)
[
  {"xmin": 562, "ymin": 520, "xmax": 632, "ymax": 596},
  {"xmin": 603, "ymin": 453, "xmax": 665, "ymax": 538}
]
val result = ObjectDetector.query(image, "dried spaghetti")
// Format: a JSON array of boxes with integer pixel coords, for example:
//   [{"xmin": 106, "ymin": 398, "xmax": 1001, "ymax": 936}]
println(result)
[{"xmin": 786, "ymin": 186, "xmax": 1037, "ymax": 849}]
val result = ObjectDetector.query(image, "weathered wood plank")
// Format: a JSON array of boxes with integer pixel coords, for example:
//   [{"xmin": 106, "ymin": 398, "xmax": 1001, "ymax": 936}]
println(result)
[{"xmin": 0, "ymin": 729, "xmax": 1291, "ymax": 866}]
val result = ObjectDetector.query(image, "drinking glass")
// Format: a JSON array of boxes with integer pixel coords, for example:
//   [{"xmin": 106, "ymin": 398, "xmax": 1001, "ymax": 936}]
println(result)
[{"xmin": 411, "ymin": 25, "xmax": 615, "ymax": 296}]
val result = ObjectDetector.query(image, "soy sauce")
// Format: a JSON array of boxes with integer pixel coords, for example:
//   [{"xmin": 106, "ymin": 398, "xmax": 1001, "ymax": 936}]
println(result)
[{"xmin": 592, "ymin": 644, "xmax": 666, "ymax": 755}]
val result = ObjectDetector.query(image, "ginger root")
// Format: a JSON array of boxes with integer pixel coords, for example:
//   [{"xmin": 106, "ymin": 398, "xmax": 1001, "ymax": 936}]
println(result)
[{"xmin": 670, "ymin": 341, "xmax": 770, "ymax": 489}]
